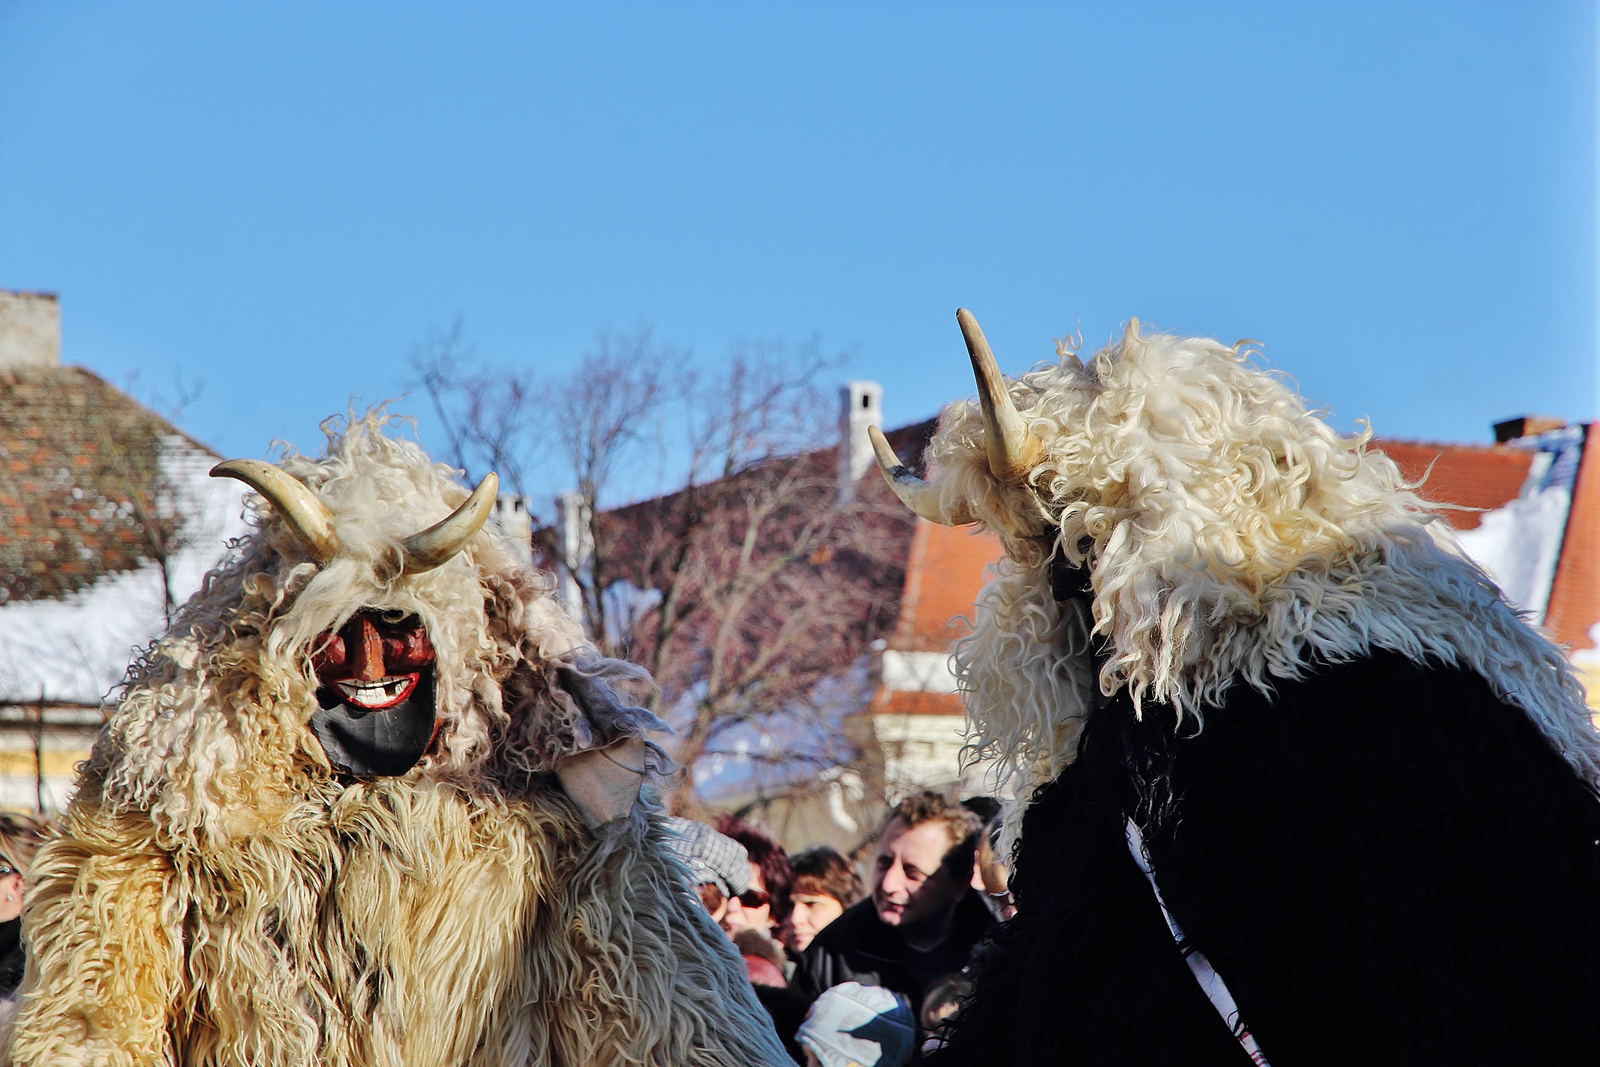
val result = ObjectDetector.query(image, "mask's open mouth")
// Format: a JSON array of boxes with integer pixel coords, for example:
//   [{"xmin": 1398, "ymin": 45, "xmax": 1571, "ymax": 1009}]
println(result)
[
  {"xmin": 334, "ymin": 674, "xmax": 421, "ymax": 710},
  {"xmin": 310, "ymin": 610, "xmax": 439, "ymax": 777}
]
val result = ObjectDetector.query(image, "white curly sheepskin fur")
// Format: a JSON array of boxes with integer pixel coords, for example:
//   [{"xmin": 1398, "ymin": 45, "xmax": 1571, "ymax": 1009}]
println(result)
[
  {"xmin": 923, "ymin": 321, "xmax": 1600, "ymax": 834},
  {"xmin": 4, "ymin": 413, "xmax": 787, "ymax": 1067}
]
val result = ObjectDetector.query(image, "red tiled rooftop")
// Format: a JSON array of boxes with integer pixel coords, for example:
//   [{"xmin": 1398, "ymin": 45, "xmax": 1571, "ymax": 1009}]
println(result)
[
  {"xmin": 870, "ymin": 689, "xmax": 965, "ymax": 716},
  {"xmin": 1372, "ymin": 439, "xmax": 1533, "ymax": 531},
  {"xmin": 0, "ymin": 365, "xmax": 202, "ymax": 604},
  {"xmin": 889, "ymin": 519, "xmax": 1002, "ymax": 654}
]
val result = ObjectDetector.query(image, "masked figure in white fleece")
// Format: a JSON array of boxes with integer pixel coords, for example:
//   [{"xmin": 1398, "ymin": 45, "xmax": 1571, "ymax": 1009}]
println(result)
[
  {"xmin": 5, "ymin": 413, "xmax": 789, "ymax": 1067},
  {"xmin": 874, "ymin": 311, "xmax": 1600, "ymax": 1067}
]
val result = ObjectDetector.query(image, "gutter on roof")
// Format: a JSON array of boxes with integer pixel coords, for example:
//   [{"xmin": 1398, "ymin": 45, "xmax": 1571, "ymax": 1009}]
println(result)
[{"xmin": 0, "ymin": 702, "xmax": 106, "ymax": 727}]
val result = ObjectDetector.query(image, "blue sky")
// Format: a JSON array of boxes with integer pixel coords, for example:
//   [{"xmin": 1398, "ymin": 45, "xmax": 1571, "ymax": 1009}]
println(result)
[{"xmin": 1, "ymin": 2, "xmax": 1594, "ymax": 506}]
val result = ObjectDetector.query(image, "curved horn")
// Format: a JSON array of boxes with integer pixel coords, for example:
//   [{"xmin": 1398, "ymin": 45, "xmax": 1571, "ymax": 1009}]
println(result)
[
  {"xmin": 211, "ymin": 459, "xmax": 340, "ymax": 563},
  {"xmin": 869, "ymin": 426, "xmax": 975, "ymax": 526},
  {"xmin": 957, "ymin": 308, "xmax": 1043, "ymax": 482},
  {"xmin": 400, "ymin": 473, "xmax": 499, "ymax": 574}
]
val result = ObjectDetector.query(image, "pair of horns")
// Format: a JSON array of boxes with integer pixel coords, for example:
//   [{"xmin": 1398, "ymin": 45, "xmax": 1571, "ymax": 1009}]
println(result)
[
  {"xmin": 210, "ymin": 460, "xmax": 498, "ymax": 574},
  {"xmin": 871, "ymin": 308, "xmax": 1043, "ymax": 525}
]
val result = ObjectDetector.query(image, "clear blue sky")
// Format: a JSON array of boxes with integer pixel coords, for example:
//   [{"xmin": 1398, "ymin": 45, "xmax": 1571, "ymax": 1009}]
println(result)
[{"xmin": 1, "ymin": 2, "xmax": 1594, "ymax": 502}]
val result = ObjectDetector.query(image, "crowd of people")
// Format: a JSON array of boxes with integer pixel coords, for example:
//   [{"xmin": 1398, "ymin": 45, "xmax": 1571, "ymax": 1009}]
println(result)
[{"xmin": 665, "ymin": 790, "xmax": 1012, "ymax": 1067}]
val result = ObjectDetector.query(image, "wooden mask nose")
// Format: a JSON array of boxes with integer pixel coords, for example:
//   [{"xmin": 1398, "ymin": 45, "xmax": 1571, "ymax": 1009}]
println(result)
[{"xmin": 346, "ymin": 615, "xmax": 386, "ymax": 681}]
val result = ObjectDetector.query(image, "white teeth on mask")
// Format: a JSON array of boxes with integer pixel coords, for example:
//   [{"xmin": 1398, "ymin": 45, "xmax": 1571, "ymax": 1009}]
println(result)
[{"xmin": 333, "ymin": 675, "xmax": 418, "ymax": 709}]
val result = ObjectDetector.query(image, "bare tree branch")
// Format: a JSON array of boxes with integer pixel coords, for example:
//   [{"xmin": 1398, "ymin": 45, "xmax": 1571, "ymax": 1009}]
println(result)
[{"xmin": 418, "ymin": 321, "xmax": 914, "ymax": 810}]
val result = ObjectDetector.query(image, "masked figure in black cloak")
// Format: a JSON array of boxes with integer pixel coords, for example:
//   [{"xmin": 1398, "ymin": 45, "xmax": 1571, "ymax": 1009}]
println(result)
[{"xmin": 870, "ymin": 312, "xmax": 1600, "ymax": 1066}]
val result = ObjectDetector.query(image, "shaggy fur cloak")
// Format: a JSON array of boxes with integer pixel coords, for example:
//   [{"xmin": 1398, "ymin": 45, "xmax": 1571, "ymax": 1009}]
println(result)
[
  {"xmin": 4, "ymin": 415, "xmax": 789, "ymax": 1067},
  {"xmin": 895, "ymin": 320, "xmax": 1600, "ymax": 1065}
]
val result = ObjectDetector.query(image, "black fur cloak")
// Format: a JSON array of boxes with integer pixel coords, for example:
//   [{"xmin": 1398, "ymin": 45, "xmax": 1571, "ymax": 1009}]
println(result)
[{"xmin": 935, "ymin": 652, "xmax": 1600, "ymax": 1066}]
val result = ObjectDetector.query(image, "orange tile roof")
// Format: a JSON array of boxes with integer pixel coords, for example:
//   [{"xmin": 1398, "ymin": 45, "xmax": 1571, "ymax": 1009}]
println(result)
[
  {"xmin": 1371, "ymin": 439, "xmax": 1533, "ymax": 531},
  {"xmin": 889, "ymin": 519, "xmax": 1002, "ymax": 654},
  {"xmin": 1544, "ymin": 428, "xmax": 1600, "ymax": 650}
]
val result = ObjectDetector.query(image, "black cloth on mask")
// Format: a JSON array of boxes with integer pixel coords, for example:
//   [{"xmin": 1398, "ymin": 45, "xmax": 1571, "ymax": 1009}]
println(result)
[{"xmin": 932, "ymin": 652, "xmax": 1600, "ymax": 1067}]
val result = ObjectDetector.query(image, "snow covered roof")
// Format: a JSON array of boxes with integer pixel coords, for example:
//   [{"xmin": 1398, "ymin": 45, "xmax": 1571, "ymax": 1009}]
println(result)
[
  {"xmin": 1380, "ymin": 428, "xmax": 1600, "ymax": 647},
  {"xmin": 0, "ymin": 367, "xmax": 248, "ymax": 706}
]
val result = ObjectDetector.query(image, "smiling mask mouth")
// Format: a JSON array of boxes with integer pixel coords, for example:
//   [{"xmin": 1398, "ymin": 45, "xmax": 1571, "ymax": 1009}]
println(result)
[
  {"xmin": 312, "ymin": 667, "xmax": 437, "ymax": 777},
  {"xmin": 334, "ymin": 674, "xmax": 421, "ymax": 710}
]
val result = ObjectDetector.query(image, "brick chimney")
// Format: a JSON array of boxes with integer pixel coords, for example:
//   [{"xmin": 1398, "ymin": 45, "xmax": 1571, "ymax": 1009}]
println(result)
[
  {"xmin": 837, "ymin": 380, "xmax": 884, "ymax": 506},
  {"xmin": 0, "ymin": 291, "xmax": 61, "ymax": 368},
  {"xmin": 1493, "ymin": 415, "xmax": 1568, "ymax": 444}
]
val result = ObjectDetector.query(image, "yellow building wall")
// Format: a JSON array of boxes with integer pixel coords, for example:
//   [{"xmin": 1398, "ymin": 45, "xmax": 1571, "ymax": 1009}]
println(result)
[
  {"xmin": 0, "ymin": 730, "xmax": 95, "ymax": 815},
  {"xmin": 1575, "ymin": 660, "xmax": 1600, "ymax": 729}
]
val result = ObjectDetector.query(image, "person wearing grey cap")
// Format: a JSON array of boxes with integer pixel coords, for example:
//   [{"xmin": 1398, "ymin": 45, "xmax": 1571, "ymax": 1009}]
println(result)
[
  {"xmin": 666, "ymin": 817, "xmax": 813, "ymax": 1062},
  {"xmin": 663, "ymin": 815, "xmax": 751, "ymax": 923}
]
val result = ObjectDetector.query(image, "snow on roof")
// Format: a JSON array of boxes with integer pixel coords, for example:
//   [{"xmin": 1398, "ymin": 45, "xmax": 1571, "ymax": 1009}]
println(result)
[
  {"xmin": 0, "ymin": 438, "xmax": 249, "ymax": 706},
  {"xmin": 1450, "ymin": 427, "xmax": 1584, "ymax": 627}
]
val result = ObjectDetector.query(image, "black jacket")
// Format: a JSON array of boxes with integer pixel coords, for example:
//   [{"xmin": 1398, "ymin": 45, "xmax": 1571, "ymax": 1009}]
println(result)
[
  {"xmin": 793, "ymin": 890, "xmax": 996, "ymax": 1016},
  {"xmin": 0, "ymin": 919, "xmax": 19, "ymax": 998},
  {"xmin": 934, "ymin": 652, "xmax": 1600, "ymax": 1067}
]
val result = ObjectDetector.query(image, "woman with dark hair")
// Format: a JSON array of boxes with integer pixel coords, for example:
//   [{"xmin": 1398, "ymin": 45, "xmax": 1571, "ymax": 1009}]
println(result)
[
  {"xmin": 787, "ymin": 846, "xmax": 863, "ymax": 953},
  {"xmin": 714, "ymin": 814, "xmax": 793, "ymax": 944},
  {"xmin": 713, "ymin": 816, "xmax": 810, "ymax": 1062}
]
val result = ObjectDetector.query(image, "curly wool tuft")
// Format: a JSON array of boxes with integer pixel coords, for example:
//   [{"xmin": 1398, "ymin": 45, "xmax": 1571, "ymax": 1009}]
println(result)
[{"xmin": 932, "ymin": 322, "xmax": 1600, "ymax": 823}]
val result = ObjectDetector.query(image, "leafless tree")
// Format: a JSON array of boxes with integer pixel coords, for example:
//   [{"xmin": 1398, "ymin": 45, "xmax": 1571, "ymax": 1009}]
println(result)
[
  {"xmin": 411, "ymin": 317, "xmax": 543, "ymax": 499},
  {"xmin": 549, "ymin": 328, "xmax": 673, "ymax": 647},
  {"xmin": 413, "ymin": 324, "xmax": 914, "ymax": 810},
  {"xmin": 413, "ymin": 322, "xmax": 675, "ymax": 645}
]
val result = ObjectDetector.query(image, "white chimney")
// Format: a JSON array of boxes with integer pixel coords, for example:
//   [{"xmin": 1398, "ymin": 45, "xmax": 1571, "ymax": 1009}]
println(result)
[
  {"xmin": 837, "ymin": 380, "xmax": 883, "ymax": 506},
  {"xmin": 0, "ymin": 291, "xmax": 61, "ymax": 368},
  {"xmin": 555, "ymin": 491, "xmax": 593, "ymax": 623},
  {"xmin": 488, "ymin": 494, "xmax": 533, "ymax": 569}
]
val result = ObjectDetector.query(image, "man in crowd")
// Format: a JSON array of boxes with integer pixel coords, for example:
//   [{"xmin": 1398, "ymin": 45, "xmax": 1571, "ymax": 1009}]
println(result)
[
  {"xmin": 788, "ymin": 847, "xmax": 863, "ymax": 953},
  {"xmin": 792, "ymin": 791, "xmax": 994, "ymax": 1017}
]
